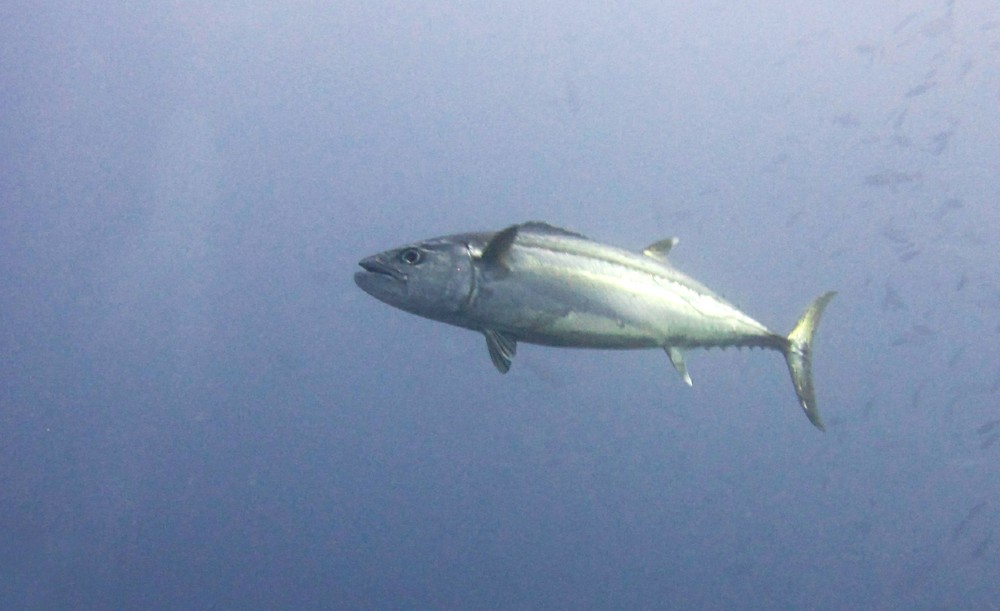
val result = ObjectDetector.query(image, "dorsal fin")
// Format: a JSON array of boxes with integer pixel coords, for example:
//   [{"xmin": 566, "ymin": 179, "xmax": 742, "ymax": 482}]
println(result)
[
  {"xmin": 642, "ymin": 237, "xmax": 679, "ymax": 260},
  {"xmin": 480, "ymin": 224, "xmax": 519, "ymax": 268},
  {"xmin": 518, "ymin": 221, "xmax": 589, "ymax": 240}
]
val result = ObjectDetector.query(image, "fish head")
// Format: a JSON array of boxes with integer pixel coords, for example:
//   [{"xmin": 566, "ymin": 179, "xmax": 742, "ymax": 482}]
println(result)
[{"xmin": 354, "ymin": 234, "xmax": 478, "ymax": 322}]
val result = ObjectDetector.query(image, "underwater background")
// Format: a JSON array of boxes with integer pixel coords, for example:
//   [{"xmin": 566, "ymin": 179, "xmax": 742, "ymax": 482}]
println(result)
[{"xmin": 2, "ymin": 1, "xmax": 999, "ymax": 608}]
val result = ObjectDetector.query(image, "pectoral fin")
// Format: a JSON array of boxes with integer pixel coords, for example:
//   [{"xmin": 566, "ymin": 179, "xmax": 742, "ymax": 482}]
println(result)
[
  {"xmin": 484, "ymin": 329, "xmax": 517, "ymax": 373},
  {"xmin": 665, "ymin": 346, "xmax": 693, "ymax": 386}
]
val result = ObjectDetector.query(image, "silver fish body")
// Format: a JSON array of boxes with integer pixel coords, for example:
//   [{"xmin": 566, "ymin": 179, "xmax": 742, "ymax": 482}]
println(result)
[{"xmin": 355, "ymin": 222, "xmax": 835, "ymax": 430}]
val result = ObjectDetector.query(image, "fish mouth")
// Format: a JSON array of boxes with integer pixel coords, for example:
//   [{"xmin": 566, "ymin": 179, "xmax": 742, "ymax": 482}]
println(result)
[{"xmin": 357, "ymin": 256, "xmax": 406, "ymax": 281}]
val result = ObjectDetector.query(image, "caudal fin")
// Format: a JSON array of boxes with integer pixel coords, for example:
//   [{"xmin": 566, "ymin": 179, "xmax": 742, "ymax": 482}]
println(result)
[{"xmin": 784, "ymin": 292, "xmax": 837, "ymax": 431}]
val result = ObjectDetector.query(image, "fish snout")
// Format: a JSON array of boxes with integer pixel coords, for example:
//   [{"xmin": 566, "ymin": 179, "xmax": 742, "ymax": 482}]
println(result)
[
  {"xmin": 355, "ymin": 255, "xmax": 406, "ymax": 282},
  {"xmin": 357, "ymin": 256, "xmax": 406, "ymax": 281}
]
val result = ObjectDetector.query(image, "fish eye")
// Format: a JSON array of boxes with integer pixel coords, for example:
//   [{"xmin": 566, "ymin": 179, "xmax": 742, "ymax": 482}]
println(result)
[{"xmin": 399, "ymin": 248, "xmax": 423, "ymax": 265}]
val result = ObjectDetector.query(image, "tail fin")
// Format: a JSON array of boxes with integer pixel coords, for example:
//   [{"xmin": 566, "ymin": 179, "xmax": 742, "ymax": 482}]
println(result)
[{"xmin": 784, "ymin": 292, "xmax": 837, "ymax": 431}]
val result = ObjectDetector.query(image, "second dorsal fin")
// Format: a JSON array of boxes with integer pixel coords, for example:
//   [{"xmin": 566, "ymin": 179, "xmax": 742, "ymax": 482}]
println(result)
[{"xmin": 643, "ymin": 237, "xmax": 679, "ymax": 260}]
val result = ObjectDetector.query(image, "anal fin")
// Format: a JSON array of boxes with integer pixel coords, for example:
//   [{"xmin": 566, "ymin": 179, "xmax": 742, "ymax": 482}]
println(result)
[{"xmin": 665, "ymin": 346, "xmax": 693, "ymax": 386}]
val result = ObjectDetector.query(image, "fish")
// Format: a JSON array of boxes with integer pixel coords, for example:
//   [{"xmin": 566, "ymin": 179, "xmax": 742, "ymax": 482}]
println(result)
[
  {"xmin": 952, "ymin": 501, "xmax": 988, "ymax": 542},
  {"xmin": 980, "ymin": 432, "xmax": 1000, "ymax": 450},
  {"xmin": 976, "ymin": 419, "xmax": 1000, "ymax": 436},
  {"xmin": 354, "ymin": 222, "xmax": 836, "ymax": 430}
]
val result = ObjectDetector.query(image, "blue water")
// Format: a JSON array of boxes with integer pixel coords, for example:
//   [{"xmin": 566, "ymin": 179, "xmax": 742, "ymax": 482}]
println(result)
[{"xmin": 2, "ymin": 2, "xmax": 998, "ymax": 608}]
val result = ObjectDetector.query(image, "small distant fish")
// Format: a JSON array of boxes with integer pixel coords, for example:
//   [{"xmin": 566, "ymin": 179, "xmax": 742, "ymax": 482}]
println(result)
[
  {"xmin": 947, "ymin": 345, "xmax": 966, "ymax": 367},
  {"xmin": 910, "ymin": 324, "xmax": 935, "ymax": 337},
  {"xmin": 891, "ymin": 324, "xmax": 936, "ymax": 347},
  {"xmin": 865, "ymin": 171, "xmax": 920, "ymax": 187},
  {"xmin": 952, "ymin": 501, "xmax": 987, "ymax": 541},
  {"xmin": 893, "ymin": 13, "xmax": 919, "ymax": 34},
  {"xmin": 905, "ymin": 82, "xmax": 936, "ymax": 98},
  {"xmin": 832, "ymin": 113, "xmax": 859, "ymax": 128},
  {"xmin": 958, "ymin": 58, "xmax": 975, "ymax": 80},
  {"xmin": 976, "ymin": 419, "xmax": 1000, "ymax": 435},
  {"xmin": 921, "ymin": 16, "xmax": 952, "ymax": 39},
  {"xmin": 355, "ymin": 222, "xmax": 837, "ymax": 430},
  {"xmin": 785, "ymin": 208, "xmax": 806, "ymax": 228},
  {"xmin": 862, "ymin": 399, "xmax": 875, "ymax": 419},
  {"xmin": 980, "ymin": 432, "xmax": 1000, "ymax": 450},
  {"xmin": 882, "ymin": 283, "xmax": 907, "ymax": 312},
  {"xmin": 928, "ymin": 130, "xmax": 953, "ymax": 155},
  {"xmin": 971, "ymin": 535, "xmax": 993, "ymax": 560},
  {"xmin": 880, "ymin": 223, "xmax": 912, "ymax": 245},
  {"xmin": 892, "ymin": 108, "xmax": 909, "ymax": 132},
  {"xmin": 934, "ymin": 198, "xmax": 963, "ymax": 220}
]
